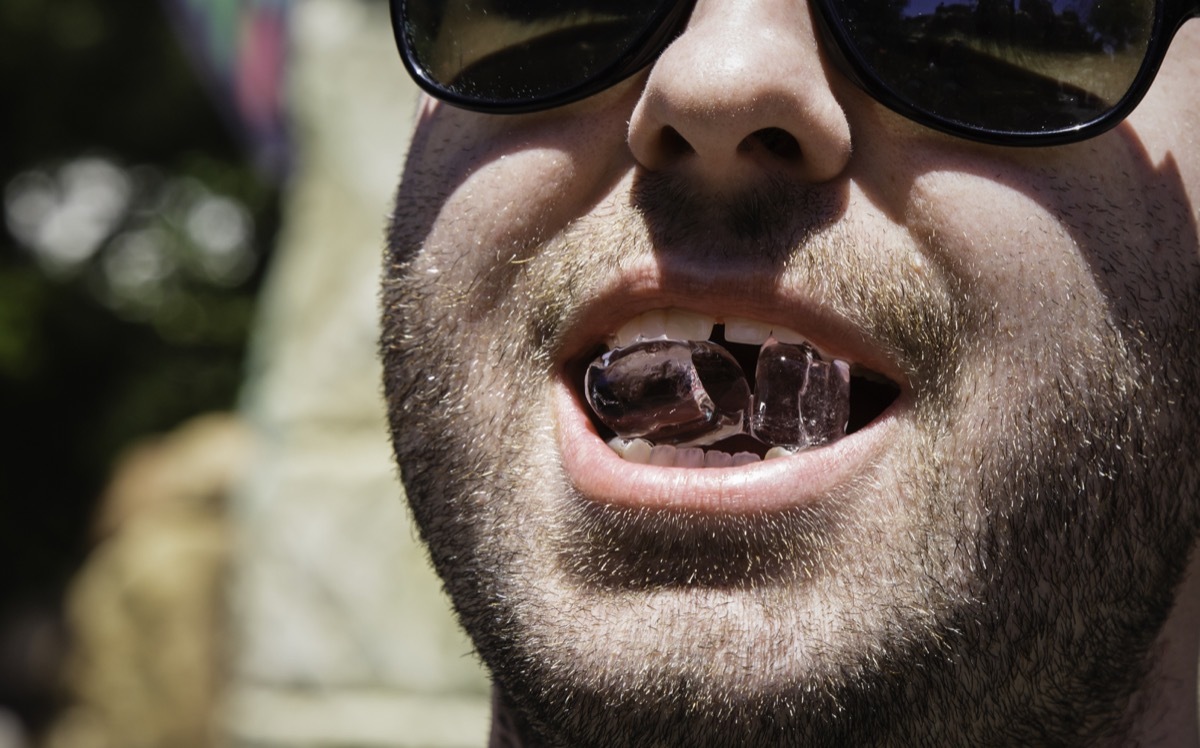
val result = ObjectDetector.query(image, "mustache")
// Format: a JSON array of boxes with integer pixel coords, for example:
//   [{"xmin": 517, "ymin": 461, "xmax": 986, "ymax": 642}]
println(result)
[
  {"xmin": 523, "ymin": 174, "xmax": 976, "ymax": 409},
  {"xmin": 629, "ymin": 168, "xmax": 849, "ymax": 253}
]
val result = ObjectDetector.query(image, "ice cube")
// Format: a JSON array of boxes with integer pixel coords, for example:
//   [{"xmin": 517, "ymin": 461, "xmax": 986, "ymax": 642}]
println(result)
[
  {"xmin": 584, "ymin": 339, "xmax": 750, "ymax": 446},
  {"xmin": 800, "ymin": 357, "xmax": 850, "ymax": 446},
  {"xmin": 750, "ymin": 340, "xmax": 849, "ymax": 449}
]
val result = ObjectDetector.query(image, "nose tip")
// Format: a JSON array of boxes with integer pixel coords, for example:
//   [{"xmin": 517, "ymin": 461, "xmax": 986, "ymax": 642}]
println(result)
[{"xmin": 627, "ymin": 0, "xmax": 852, "ymax": 187}]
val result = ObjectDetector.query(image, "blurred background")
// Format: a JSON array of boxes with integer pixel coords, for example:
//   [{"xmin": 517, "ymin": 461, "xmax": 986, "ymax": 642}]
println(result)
[{"xmin": 0, "ymin": 1, "xmax": 489, "ymax": 746}]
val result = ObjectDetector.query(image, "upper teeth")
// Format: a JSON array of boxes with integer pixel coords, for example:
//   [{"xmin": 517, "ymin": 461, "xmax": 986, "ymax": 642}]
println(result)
[{"xmin": 611, "ymin": 308, "xmax": 816, "ymax": 350}]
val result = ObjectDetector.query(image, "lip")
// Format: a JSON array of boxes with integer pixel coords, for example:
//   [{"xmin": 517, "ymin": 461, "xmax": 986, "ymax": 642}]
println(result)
[
  {"xmin": 555, "ymin": 380, "xmax": 898, "ymax": 513},
  {"xmin": 552, "ymin": 265, "xmax": 907, "ymax": 514}
]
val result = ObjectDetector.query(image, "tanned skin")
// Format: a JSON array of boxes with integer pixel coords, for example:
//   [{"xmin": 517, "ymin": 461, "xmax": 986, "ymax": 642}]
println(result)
[{"xmin": 382, "ymin": 3, "xmax": 1200, "ymax": 745}]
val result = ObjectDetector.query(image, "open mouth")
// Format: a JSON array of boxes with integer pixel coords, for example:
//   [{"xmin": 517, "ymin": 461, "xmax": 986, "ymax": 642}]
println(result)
[{"xmin": 574, "ymin": 308, "xmax": 901, "ymax": 469}]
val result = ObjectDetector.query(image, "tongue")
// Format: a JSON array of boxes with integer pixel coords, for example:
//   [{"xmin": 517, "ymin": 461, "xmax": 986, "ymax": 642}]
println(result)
[{"xmin": 584, "ymin": 338, "xmax": 849, "ymax": 451}]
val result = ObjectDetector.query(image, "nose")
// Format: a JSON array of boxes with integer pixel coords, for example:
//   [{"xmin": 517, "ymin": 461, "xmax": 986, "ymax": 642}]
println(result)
[{"xmin": 627, "ymin": 0, "xmax": 852, "ymax": 188}]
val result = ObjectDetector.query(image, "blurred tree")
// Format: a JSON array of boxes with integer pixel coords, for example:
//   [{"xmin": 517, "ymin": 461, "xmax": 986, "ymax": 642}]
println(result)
[{"xmin": 0, "ymin": 0, "xmax": 279, "ymax": 738}]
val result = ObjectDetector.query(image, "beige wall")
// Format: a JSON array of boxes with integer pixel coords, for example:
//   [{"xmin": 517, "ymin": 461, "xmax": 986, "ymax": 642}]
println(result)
[{"xmin": 224, "ymin": 0, "xmax": 490, "ymax": 743}]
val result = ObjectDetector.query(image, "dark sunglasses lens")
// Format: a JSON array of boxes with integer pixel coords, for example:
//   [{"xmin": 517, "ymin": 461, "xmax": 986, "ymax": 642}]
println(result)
[
  {"xmin": 838, "ymin": 0, "xmax": 1155, "ymax": 134},
  {"xmin": 402, "ymin": 0, "xmax": 663, "ymax": 104}
]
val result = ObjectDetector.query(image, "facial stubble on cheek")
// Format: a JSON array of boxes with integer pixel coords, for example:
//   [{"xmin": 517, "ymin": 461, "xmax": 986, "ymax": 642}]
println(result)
[{"xmin": 381, "ymin": 181, "xmax": 1199, "ymax": 747}]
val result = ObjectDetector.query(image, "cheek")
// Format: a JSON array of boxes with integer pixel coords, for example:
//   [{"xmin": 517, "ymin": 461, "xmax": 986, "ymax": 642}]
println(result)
[
  {"xmin": 425, "ymin": 148, "xmax": 586, "ymax": 265},
  {"xmin": 894, "ymin": 130, "xmax": 1200, "ymax": 344},
  {"xmin": 905, "ymin": 168, "xmax": 1105, "ymax": 336},
  {"xmin": 402, "ymin": 104, "xmax": 635, "ymax": 284}
]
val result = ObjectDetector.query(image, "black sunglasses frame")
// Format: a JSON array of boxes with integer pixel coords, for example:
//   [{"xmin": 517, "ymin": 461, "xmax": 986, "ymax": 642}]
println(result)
[
  {"xmin": 390, "ymin": 0, "xmax": 1200, "ymax": 146},
  {"xmin": 391, "ymin": 0, "xmax": 699, "ymax": 114}
]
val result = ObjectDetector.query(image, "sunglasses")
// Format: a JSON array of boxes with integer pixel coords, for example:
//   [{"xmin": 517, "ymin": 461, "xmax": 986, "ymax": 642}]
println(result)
[{"xmin": 389, "ymin": 0, "xmax": 1198, "ymax": 146}]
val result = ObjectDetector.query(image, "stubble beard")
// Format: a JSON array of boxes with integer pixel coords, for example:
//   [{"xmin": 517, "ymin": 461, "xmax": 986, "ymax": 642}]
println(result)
[{"xmin": 381, "ymin": 178, "xmax": 1198, "ymax": 747}]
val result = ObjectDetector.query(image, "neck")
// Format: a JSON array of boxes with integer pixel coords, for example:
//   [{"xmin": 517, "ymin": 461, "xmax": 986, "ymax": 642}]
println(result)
[
  {"xmin": 486, "ymin": 546, "xmax": 1200, "ymax": 747},
  {"xmin": 1122, "ymin": 543, "xmax": 1200, "ymax": 748},
  {"xmin": 489, "ymin": 688, "xmax": 547, "ymax": 748}
]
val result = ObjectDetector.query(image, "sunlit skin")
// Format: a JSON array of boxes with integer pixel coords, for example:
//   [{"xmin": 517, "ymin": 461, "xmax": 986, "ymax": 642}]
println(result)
[{"xmin": 382, "ymin": 0, "xmax": 1200, "ymax": 744}]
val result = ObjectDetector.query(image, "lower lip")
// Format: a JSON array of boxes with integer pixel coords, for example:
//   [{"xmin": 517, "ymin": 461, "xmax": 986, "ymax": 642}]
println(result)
[{"xmin": 554, "ymin": 380, "xmax": 894, "ymax": 514}]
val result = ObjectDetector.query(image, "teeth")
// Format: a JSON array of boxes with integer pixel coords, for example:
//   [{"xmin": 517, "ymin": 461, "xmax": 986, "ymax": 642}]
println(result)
[
  {"xmin": 663, "ymin": 309, "xmax": 714, "ymax": 341},
  {"xmin": 764, "ymin": 446, "xmax": 796, "ymax": 460},
  {"xmin": 723, "ymin": 316, "xmax": 808, "ymax": 346},
  {"xmin": 703, "ymin": 450, "xmax": 732, "ymax": 468},
  {"xmin": 608, "ymin": 437, "xmax": 769, "ymax": 468},
  {"xmin": 723, "ymin": 316, "xmax": 773, "ymax": 345},
  {"xmin": 648, "ymin": 444, "xmax": 678, "ymax": 466},
  {"xmin": 613, "ymin": 310, "xmax": 665, "ymax": 346},
  {"xmin": 613, "ymin": 308, "xmax": 717, "ymax": 347},
  {"xmin": 608, "ymin": 437, "xmax": 653, "ymax": 463},
  {"xmin": 770, "ymin": 327, "xmax": 808, "ymax": 345},
  {"xmin": 647, "ymin": 444, "xmax": 711, "ymax": 468},
  {"xmin": 674, "ymin": 447, "xmax": 705, "ymax": 468},
  {"xmin": 612, "ymin": 310, "xmax": 811, "ymax": 349}
]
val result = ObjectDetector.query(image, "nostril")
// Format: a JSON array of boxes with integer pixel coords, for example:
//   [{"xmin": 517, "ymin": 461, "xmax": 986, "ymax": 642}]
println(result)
[
  {"xmin": 740, "ymin": 128, "xmax": 801, "ymax": 160},
  {"xmin": 660, "ymin": 126, "xmax": 694, "ymax": 157}
]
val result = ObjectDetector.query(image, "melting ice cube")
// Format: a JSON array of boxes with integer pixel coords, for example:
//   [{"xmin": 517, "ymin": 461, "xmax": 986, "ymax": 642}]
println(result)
[
  {"xmin": 751, "ymin": 339, "xmax": 850, "ymax": 449},
  {"xmin": 585, "ymin": 339, "xmax": 750, "ymax": 446}
]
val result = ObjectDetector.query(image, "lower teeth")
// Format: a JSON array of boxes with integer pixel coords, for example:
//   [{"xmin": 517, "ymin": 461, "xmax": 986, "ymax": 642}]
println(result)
[
  {"xmin": 584, "ymin": 337, "xmax": 850, "ymax": 463},
  {"xmin": 604, "ymin": 438, "xmax": 797, "ymax": 468}
]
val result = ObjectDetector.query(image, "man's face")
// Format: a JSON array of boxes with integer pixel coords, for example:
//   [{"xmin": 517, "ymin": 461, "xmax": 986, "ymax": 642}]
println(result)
[{"xmin": 382, "ymin": 2, "xmax": 1200, "ymax": 744}]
